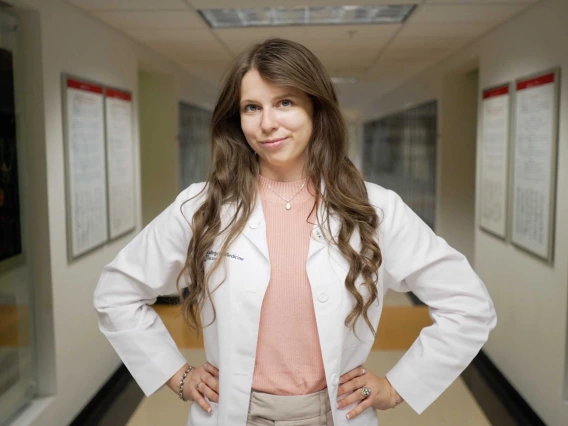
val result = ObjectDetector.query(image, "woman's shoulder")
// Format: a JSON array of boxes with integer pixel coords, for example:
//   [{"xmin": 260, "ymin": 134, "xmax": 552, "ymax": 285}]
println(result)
[
  {"xmin": 184, "ymin": 181, "xmax": 208, "ymax": 197},
  {"xmin": 176, "ymin": 181, "xmax": 208, "ymax": 213},
  {"xmin": 363, "ymin": 181, "xmax": 390, "ymax": 207}
]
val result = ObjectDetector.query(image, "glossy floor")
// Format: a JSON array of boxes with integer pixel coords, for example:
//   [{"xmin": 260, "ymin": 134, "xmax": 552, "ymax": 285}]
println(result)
[{"xmin": 125, "ymin": 291, "xmax": 491, "ymax": 426}]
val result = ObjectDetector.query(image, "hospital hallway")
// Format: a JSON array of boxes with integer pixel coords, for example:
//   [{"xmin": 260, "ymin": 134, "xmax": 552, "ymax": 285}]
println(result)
[{"xmin": 2, "ymin": 0, "xmax": 568, "ymax": 426}]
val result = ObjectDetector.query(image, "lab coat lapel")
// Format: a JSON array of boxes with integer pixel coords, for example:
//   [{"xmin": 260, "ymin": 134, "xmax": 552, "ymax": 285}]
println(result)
[
  {"xmin": 307, "ymin": 180, "xmax": 340, "ymax": 259},
  {"xmin": 240, "ymin": 192, "xmax": 270, "ymax": 263}
]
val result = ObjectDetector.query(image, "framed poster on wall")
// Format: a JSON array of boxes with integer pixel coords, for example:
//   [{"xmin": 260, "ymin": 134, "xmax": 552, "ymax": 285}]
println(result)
[
  {"xmin": 105, "ymin": 87, "xmax": 136, "ymax": 240},
  {"xmin": 62, "ymin": 75, "xmax": 109, "ymax": 260},
  {"xmin": 511, "ymin": 68, "xmax": 560, "ymax": 263},
  {"xmin": 479, "ymin": 83, "xmax": 511, "ymax": 239}
]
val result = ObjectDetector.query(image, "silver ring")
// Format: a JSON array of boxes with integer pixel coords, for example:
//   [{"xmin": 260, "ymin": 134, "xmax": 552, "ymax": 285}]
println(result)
[
  {"xmin": 361, "ymin": 387, "xmax": 372, "ymax": 398},
  {"xmin": 361, "ymin": 367, "xmax": 366, "ymax": 375},
  {"xmin": 195, "ymin": 381, "xmax": 201, "ymax": 390}
]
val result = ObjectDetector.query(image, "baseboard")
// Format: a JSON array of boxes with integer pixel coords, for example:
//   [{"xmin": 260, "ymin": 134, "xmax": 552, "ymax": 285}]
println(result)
[
  {"xmin": 69, "ymin": 364, "xmax": 143, "ymax": 426},
  {"xmin": 407, "ymin": 291, "xmax": 546, "ymax": 425},
  {"xmin": 468, "ymin": 351, "xmax": 546, "ymax": 426}
]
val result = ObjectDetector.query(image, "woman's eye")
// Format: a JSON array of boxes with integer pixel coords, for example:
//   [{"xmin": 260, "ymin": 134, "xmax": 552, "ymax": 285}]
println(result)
[
  {"xmin": 244, "ymin": 104, "xmax": 259, "ymax": 112},
  {"xmin": 280, "ymin": 99, "xmax": 292, "ymax": 107}
]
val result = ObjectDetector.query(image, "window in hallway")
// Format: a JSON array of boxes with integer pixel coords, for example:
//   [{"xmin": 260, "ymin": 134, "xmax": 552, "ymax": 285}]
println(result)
[
  {"xmin": 178, "ymin": 102, "xmax": 212, "ymax": 189},
  {"xmin": 362, "ymin": 101, "xmax": 437, "ymax": 230}
]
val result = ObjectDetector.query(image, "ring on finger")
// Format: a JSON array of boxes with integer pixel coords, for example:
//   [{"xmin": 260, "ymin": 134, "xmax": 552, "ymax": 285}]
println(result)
[
  {"xmin": 195, "ymin": 381, "xmax": 202, "ymax": 391},
  {"xmin": 361, "ymin": 387, "xmax": 372, "ymax": 398},
  {"xmin": 361, "ymin": 367, "xmax": 366, "ymax": 375}
]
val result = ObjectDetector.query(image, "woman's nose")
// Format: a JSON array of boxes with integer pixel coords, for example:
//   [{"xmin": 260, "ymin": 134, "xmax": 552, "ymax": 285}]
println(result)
[{"xmin": 260, "ymin": 109, "xmax": 277, "ymax": 133}]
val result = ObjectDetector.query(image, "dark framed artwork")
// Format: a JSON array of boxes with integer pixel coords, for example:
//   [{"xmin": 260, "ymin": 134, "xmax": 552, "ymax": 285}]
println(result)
[{"xmin": 0, "ymin": 47, "xmax": 21, "ymax": 262}]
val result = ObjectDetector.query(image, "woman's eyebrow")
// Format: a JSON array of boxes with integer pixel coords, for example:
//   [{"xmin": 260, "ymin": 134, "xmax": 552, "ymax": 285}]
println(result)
[
  {"xmin": 240, "ymin": 93, "xmax": 297, "ymax": 105},
  {"xmin": 273, "ymin": 93, "xmax": 296, "ymax": 100}
]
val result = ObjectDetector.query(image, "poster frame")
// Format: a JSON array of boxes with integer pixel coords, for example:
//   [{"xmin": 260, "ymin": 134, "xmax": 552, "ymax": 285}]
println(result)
[
  {"xmin": 103, "ymin": 85, "xmax": 136, "ymax": 242},
  {"xmin": 61, "ymin": 73, "xmax": 109, "ymax": 262},
  {"xmin": 479, "ymin": 81, "xmax": 512, "ymax": 240},
  {"xmin": 509, "ymin": 67, "xmax": 561, "ymax": 264}
]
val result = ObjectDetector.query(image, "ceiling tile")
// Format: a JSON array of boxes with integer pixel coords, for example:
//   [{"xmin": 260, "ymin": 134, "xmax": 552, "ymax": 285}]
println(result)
[
  {"xmin": 126, "ymin": 29, "xmax": 216, "ymax": 43},
  {"xmin": 146, "ymin": 40, "xmax": 231, "ymax": 62},
  {"xmin": 398, "ymin": 22, "xmax": 495, "ymax": 38},
  {"xmin": 66, "ymin": 0, "xmax": 189, "ymax": 11},
  {"xmin": 379, "ymin": 46, "xmax": 452, "ymax": 62},
  {"xmin": 92, "ymin": 10, "xmax": 207, "ymax": 30},
  {"xmin": 215, "ymin": 24, "xmax": 398, "ymax": 56},
  {"xmin": 317, "ymin": 49, "xmax": 381, "ymax": 69},
  {"xmin": 388, "ymin": 35, "xmax": 473, "ymax": 51},
  {"xmin": 409, "ymin": 4, "xmax": 529, "ymax": 23}
]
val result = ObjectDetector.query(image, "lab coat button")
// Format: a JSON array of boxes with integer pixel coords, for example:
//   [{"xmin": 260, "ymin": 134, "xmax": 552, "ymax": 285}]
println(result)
[
  {"xmin": 249, "ymin": 221, "xmax": 259, "ymax": 229},
  {"xmin": 317, "ymin": 292, "xmax": 329, "ymax": 303},
  {"xmin": 331, "ymin": 374, "xmax": 340, "ymax": 386}
]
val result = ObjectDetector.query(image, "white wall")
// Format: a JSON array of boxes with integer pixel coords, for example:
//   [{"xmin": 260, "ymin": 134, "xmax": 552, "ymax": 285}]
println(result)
[
  {"xmin": 363, "ymin": 1, "xmax": 568, "ymax": 425},
  {"xmin": 6, "ymin": 1, "xmax": 218, "ymax": 425}
]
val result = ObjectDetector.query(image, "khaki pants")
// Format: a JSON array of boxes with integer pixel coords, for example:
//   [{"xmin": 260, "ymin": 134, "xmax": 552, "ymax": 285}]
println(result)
[{"xmin": 246, "ymin": 388, "xmax": 334, "ymax": 426}]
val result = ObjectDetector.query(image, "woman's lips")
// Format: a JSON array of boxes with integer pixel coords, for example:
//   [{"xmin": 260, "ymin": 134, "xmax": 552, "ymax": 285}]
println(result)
[{"xmin": 260, "ymin": 137, "xmax": 287, "ymax": 149}]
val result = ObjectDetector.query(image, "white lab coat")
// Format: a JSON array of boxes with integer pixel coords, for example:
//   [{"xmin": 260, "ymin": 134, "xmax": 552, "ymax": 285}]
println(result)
[{"xmin": 94, "ymin": 181, "xmax": 496, "ymax": 426}]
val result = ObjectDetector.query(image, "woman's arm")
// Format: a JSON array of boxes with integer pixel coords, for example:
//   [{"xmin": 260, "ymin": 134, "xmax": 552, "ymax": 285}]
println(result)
[
  {"xmin": 93, "ymin": 183, "xmax": 205, "ymax": 397},
  {"xmin": 378, "ymin": 187, "xmax": 497, "ymax": 414}
]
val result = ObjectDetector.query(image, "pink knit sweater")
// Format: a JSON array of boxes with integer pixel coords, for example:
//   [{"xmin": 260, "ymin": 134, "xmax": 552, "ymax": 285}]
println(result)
[{"xmin": 251, "ymin": 175, "xmax": 327, "ymax": 395}]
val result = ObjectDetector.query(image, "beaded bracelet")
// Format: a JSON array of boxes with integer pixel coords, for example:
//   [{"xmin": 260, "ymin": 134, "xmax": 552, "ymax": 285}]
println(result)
[{"xmin": 178, "ymin": 365, "xmax": 195, "ymax": 402}]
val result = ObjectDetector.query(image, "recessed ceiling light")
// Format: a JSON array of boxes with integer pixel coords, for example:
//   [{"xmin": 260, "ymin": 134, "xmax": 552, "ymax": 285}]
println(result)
[
  {"xmin": 331, "ymin": 77, "xmax": 360, "ymax": 84},
  {"xmin": 198, "ymin": 5, "xmax": 417, "ymax": 29}
]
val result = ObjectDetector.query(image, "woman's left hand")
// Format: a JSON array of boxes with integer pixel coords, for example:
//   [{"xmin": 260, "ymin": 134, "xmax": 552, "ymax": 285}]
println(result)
[{"xmin": 336, "ymin": 366, "xmax": 403, "ymax": 420}]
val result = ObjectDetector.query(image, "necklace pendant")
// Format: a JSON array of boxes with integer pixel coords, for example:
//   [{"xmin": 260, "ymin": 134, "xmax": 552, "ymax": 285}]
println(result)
[{"xmin": 285, "ymin": 202, "xmax": 291, "ymax": 210}]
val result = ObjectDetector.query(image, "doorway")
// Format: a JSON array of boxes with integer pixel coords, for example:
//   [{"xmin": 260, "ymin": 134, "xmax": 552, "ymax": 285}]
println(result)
[{"xmin": 438, "ymin": 66, "xmax": 480, "ymax": 264}]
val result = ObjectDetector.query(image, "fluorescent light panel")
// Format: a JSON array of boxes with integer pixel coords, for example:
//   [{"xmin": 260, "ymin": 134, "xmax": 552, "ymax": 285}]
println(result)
[
  {"xmin": 199, "ymin": 5, "xmax": 417, "ymax": 29},
  {"xmin": 331, "ymin": 77, "xmax": 359, "ymax": 84}
]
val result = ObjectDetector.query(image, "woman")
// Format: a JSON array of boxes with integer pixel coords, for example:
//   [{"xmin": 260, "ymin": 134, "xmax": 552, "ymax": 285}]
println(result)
[{"xmin": 94, "ymin": 38, "xmax": 496, "ymax": 426}]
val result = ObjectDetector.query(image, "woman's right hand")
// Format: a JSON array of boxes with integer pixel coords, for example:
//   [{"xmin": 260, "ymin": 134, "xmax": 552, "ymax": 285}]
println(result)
[{"xmin": 185, "ymin": 362, "xmax": 220, "ymax": 413}]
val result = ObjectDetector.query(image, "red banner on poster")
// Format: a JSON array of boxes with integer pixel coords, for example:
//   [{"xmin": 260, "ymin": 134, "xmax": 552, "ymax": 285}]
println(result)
[
  {"xmin": 106, "ymin": 88, "xmax": 132, "ymax": 102},
  {"xmin": 483, "ymin": 85, "xmax": 509, "ymax": 99},
  {"xmin": 66, "ymin": 78, "xmax": 103, "ymax": 94},
  {"xmin": 517, "ymin": 73, "xmax": 555, "ymax": 91}
]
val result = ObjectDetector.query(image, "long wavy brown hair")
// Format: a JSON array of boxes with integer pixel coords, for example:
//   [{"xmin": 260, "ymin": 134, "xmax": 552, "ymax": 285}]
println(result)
[{"xmin": 177, "ymin": 38, "xmax": 382, "ymax": 336}]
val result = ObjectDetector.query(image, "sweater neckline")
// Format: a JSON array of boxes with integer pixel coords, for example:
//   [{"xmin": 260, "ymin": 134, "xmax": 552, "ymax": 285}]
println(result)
[{"xmin": 257, "ymin": 174, "xmax": 314, "ymax": 205}]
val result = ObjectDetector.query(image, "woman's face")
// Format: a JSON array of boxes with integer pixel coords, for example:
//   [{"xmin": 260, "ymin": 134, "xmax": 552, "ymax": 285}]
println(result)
[{"xmin": 240, "ymin": 68, "xmax": 314, "ymax": 181}]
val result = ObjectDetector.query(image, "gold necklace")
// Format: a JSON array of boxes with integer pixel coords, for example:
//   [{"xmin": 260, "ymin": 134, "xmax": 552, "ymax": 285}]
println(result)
[{"xmin": 266, "ymin": 182, "xmax": 306, "ymax": 210}]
